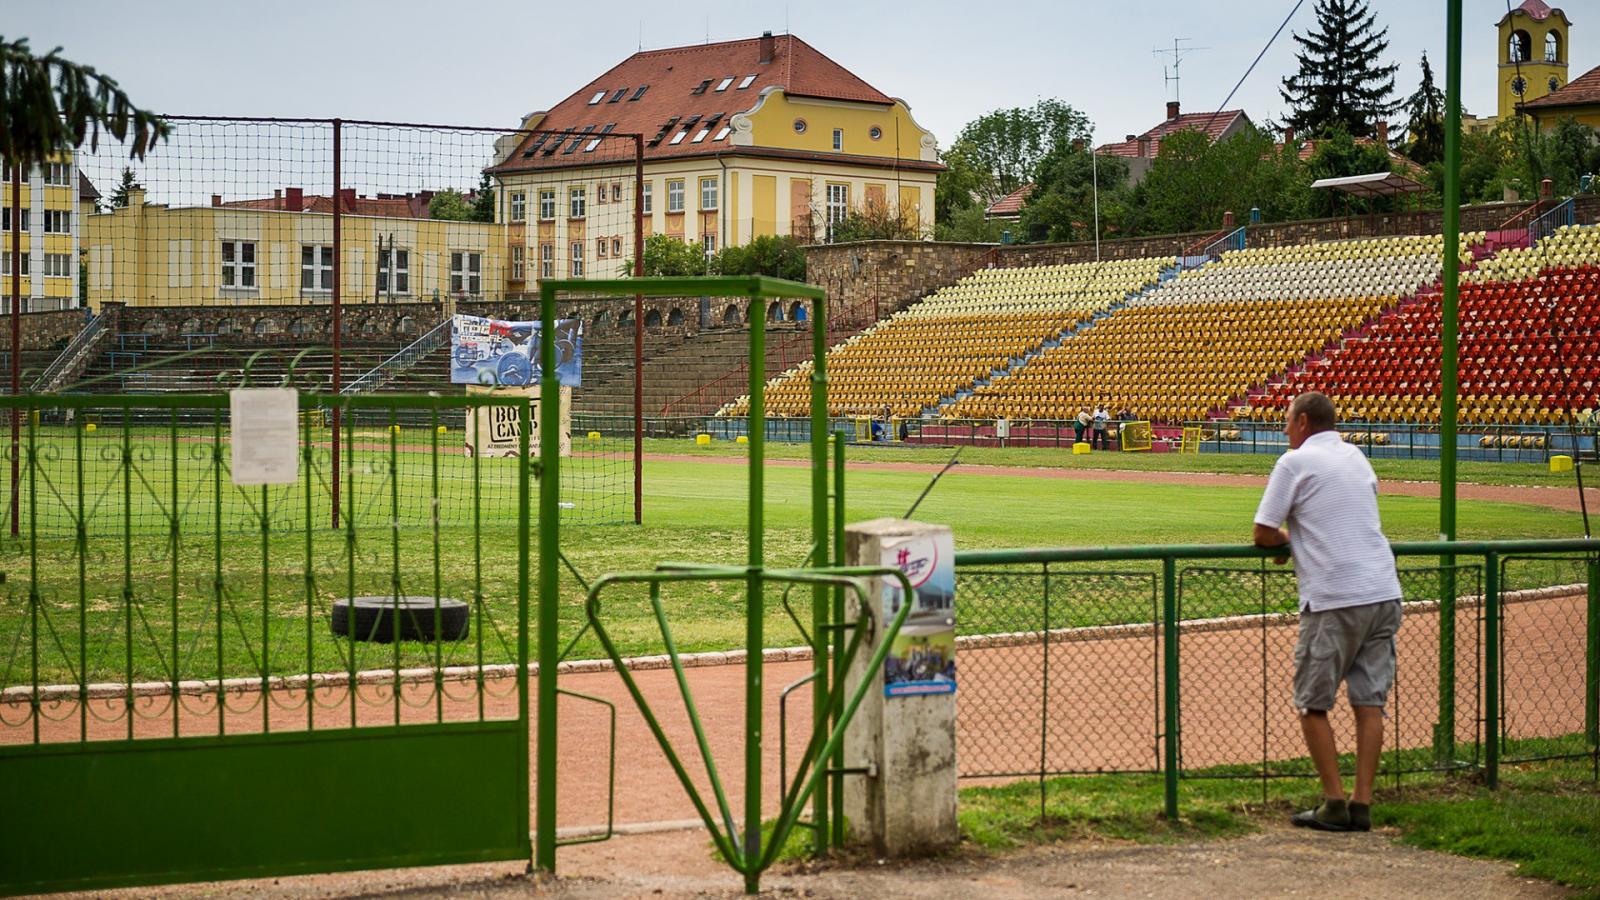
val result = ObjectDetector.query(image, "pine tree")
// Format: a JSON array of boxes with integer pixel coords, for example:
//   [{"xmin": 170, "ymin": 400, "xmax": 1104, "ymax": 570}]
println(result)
[
  {"xmin": 109, "ymin": 166, "xmax": 140, "ymax": 208},
  {"xmin": 1400, "ymin": 53, "xmax": 1446, "ymax": 166},
  {"xmin": 471, "ymin": 171, "xmax": 496, "ymax": 223},
  {"xmin": 1280, "ymin": 0, "xmax": 1399, "ymax": 139}
]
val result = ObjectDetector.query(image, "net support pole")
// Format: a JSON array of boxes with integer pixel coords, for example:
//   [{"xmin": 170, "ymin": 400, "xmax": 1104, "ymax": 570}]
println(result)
[
  {"xmin": 331, "ymin": 119, "xmax": 343, "ymax": 529},
  {"xmin": 9, "ymin": 162, "xmax": 20, "ymax": 538},
  {"xmin": 535, "ymin": 282, "xmax": 560, "ymax": 871},
  {"xmin": 633, "ymin": 136, "xmax": 644, "ymax": 525},
  {"xmin": 1161, "ymin": 556, "xmax": 1179, "ymax": 819},
  {"xmin": 809, "ymin": 288, "xmax": 829, "ymax": 854},
  {"xmin": 1435, "ymin": 0, "xmax": 1463, "ymax": 764},
  {"xmin": 744, "ymin": 284, "xmax": 765, "ymax": 894}
]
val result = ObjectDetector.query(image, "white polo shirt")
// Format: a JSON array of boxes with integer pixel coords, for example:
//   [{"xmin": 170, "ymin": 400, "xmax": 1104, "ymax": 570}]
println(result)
[{"xmin": 1254, "ymin": 430, "xmax": 1402, "ymax": 612}]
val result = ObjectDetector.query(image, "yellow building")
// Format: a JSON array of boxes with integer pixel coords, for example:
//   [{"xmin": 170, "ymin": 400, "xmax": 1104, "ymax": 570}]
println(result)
[
  {"xmin": 84, "ymin": 188, "xmax": 504, "ymax": 309},
  {"xmin": 2, "ymin": 150, "xmax": 96, "ymax": 312},
  {"xmin": 487, "ymin": 32, "xmax": 942, "ymax": 286},
  {"xmin": 1498, "ymin": 0, "xmax": 1571, "ymax": 120}
]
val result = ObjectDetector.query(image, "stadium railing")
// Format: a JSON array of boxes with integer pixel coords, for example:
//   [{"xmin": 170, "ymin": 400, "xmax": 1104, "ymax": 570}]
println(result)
[{"xmin": 953, "ymin": 539, "xmax": 1599, "ymax": 820}]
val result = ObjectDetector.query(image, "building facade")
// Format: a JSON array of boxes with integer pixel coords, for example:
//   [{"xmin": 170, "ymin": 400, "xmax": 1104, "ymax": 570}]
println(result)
[
  {"xmin": 3, "ymin": 150, "xmax": 96, "ymax": 312},
  {"xmin": 488, "ymin": 32, "xmax": 942, "ymax": 287},
  {"xmin": 84, "ymin": 188, "xmax": 504, "ymax": 309}
]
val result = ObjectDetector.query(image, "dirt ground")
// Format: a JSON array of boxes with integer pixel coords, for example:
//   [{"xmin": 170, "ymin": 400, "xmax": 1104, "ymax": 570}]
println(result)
[{"xmin": 76, "ymin": 821, "xmax": 1570, "ymax": 899}]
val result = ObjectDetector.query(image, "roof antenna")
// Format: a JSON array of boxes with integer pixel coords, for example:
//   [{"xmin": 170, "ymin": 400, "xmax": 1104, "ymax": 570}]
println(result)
[
  {"xmin": 637, "ymin": 19, "xmax": 642, "ymax": 51},
  {"xmin": 785, "ymin": 5, "xmax": 790, "ymax": 34},
  {"xmin": 1153, "ymin": 37, "xmax": 1209, "ymax": 105},
  {"xmin": 705, "ymin": 14, "xmax": 710, "ymax": 44}
]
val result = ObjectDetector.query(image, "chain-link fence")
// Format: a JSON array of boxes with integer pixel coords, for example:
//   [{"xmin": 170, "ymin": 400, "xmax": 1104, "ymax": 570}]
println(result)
[{"xmin": 954, "ymin": 541, "xmax": 1598, "ymax": 816}]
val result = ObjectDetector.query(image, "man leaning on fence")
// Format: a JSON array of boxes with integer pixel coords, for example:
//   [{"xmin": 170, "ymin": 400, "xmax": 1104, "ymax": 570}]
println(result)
[{"xmin": 1252, "ymin": 391, "xmax": 1403, "ymax": 833}]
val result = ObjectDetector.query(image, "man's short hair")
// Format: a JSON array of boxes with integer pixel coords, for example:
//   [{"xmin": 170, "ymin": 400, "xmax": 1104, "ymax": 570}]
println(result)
[{"xmin": 1289, "ymin": 391, "xmax": 1337, "ymax": 432}]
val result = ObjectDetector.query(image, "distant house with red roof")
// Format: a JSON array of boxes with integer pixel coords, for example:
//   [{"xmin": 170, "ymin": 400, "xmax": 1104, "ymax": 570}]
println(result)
[
  {"xmin": 488, "ymin": 32, "xmax": 941, "ymax": 285},
  {"xmin": 1095, "ymin": 101, "xmax": 1253, "ymax": 184}
]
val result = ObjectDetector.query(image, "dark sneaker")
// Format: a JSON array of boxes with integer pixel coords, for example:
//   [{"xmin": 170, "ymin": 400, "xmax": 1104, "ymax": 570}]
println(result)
[
  {"xmin": 1290, "ymin": 798, "xmax": 1354, "ymax": 831},
  {"xmin": 1348, "ymin": 802, "xmax": 1371, "ymax": 832}
]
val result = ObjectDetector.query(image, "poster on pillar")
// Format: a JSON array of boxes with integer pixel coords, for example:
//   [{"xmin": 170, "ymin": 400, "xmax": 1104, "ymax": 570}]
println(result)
[
  {"xmin": 464, "ymin": 384, "xmax": 571, "ymax": 458},
  {"xmin": 450, "ymin": 315, "xmax": 583, "ymax": 387},
  {"xmin": 880, "ymin": 530, "xmax": 956, "ymax": 697}
]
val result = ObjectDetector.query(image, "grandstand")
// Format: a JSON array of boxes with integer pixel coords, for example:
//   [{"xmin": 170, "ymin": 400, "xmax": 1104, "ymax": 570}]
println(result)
[{"xmin": 719, "ymin": 257, "xmax": 1177, "ymax": 418}]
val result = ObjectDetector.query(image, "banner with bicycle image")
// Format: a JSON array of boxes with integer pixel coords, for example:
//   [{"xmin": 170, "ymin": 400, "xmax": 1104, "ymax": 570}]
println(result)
[{"xmin": 450, "ymin": 314, "xmax": 584, "ymax": 387}]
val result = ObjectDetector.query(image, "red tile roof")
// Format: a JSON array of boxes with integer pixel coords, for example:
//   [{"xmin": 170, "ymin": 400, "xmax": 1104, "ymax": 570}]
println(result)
[
  {"xmin": 78, "ymin": 172, "xmax": 100, "ymax": 202},
  {"xmin": 490, "ymin": 34, "xmax": 914, "ymax": 173},
  {"xmin": 1523, "ymin": 63, "xmax": 1600, "ymax": 110},
  {"xmin": 985, "ymin": 184, "xmax": 1033, "ymax": 217},
  {"xmin": 1277, "ymin": 137, "xmax": 1427, "ymax": 177},
  {"xmin": 1096, "ymin": 109, "xmax": 1249, "ymax": 158},
  {"xmin": 1497, "ymin": 0, "xmax": 1567, "ymax": 25},
  {"xmin": 221, "ymin": 190, "xmax": 446, "ymax": 219}
]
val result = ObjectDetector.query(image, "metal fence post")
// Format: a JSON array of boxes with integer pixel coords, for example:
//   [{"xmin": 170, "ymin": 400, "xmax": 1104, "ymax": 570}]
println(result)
[
  {"xmin": 830, "ymin": 429, "xmax": 847, "ymax": 850},
  {"xmin": 1162, "ymin": 556, "xmax": 1179, "ymax": 819},
  {"xmin": 535, "ymin": 284, "xmax": 559, "ymax": 872},
  {"xmin": 809, "ymin": 290, "xmax": 829, "ymax": 853},
  {"xmin": 744, "ymin": 285, "xmax": 766, "ymax": 893},
  {"xmin": 1484, "ymin": 551, "xmax": 1500, "ymax": 789},
  {"xmin": 1586, "ymin": 555, "xmax": 1598, "ymax": 750}
]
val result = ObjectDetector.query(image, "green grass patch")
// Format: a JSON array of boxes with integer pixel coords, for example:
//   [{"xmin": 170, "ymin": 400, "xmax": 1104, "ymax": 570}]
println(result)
[
  {"xmin": 0, "ymin": 430, "xmax": 1588, "ymax": 685},
  {"xmin": 954, "ymin": 744, "xmax": 1599, "ymax": 895},
  {"xmin": 644, "ymin": 436, "xmax": 1585, "ymax": 490}
]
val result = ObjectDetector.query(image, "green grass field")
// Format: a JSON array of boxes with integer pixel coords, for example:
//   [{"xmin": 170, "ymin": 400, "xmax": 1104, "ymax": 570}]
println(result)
[{"xmin": 0, "ymin": 428, "xmax": 1589, "ymax": 687}]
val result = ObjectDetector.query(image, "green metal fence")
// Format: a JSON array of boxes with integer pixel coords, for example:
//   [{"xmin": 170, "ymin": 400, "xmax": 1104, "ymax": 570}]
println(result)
[
  {"xmin": 954, "ymin": 540, "xmax": 1599, "ymax": 817},
  {"xmin": 0, "ymin": 391, "xmax": 532, "ymax": 895}
]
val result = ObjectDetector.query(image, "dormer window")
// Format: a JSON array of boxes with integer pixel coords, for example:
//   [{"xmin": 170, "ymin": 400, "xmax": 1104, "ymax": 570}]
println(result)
[
  {"xmin": 737, "ymin": 74, "xmax": 757, "ymax": 89},
  {"xmin": 609, "ymin": 88, "xmax": 627, "ymax": 103},
  {"xmin": 588, "ymin": 91, "xmax": 606, "ymax": 105},
  {"xmin": 715, "ymin": 77, "xmax": 734, "ymax": 92},
  {"xmin": 691, "ymin": 79, "xmax": 713, "ymax": 95},
  {"xmin": 630, "ymin": 85, "xmax": 649, "ymax": 100}
]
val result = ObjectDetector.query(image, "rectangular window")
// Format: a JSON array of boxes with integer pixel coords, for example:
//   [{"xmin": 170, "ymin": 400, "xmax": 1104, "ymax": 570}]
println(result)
[
  {"xmin": 596, "ymin": 237, "xmax": 608, "ymax": 259},
  {"xmin": 511, "ymin": 244, "xmax": 525, "ymax": 281},
  {"xmin": 667, "ymin": 179, "xmax": 685, "ymax": 213},
  {"xmin": 1, "ymin": 208, "xmax": 27, "ymax": 231},
  {"xmin": 42, "ymin": 209, "xmax": 71, "ymax": 234},
  {"xmin": 611, "ymin": 182, "xmax": 623, "ymax": 202},
  {"xmin": 221, "ymin": 240, "xmax": 257, "ymax": 289},
  {"xmin": 832, "ymin": 128, "xmax": 842, "ymax": 151},
  {"xmin": 539, "ymin": 243, "xmax": 554, "ymax": 278},
  {"xmin": 450, "ymin": 251, "xmax": 482, "ymax": 295},
  {"xmin": 0, "ymin": 254, "xmax": 27, "ymax": 276},
  {"xmin": 612, "ymin": 237, "xmax": 622, "ymax": 257},
  {"xmin": 825, "ymin": 183, "xmax": 850, "ymax": 241},
  {"xmin": 630, "ymin": 85, "xmax": 649, "ymax": 101},
  {"xmin": 702, "ymin": 233, "xmax": 717, "ymax": 256},
  {"xmin": 301, "ymin": 244, "xmax": 334, "ymax": 292},
  {"xmin": 700, "ymin": 177, "xmax": 718, "ymax": 211},
  {"xmin": 42, "ymin": 253, "xmax": 72, "ymax": 277},
  {"xmin": 510, "ymin": 192, "xmax": 526, "ymax": 222},
  {"xmin": 669, "ymin": 128, "xmax": 689, "ymax": 145},
  {"xmin": 715, "ymin": 76, "xmax": 734, "ymax": 92},
  {"xmin": 642, "ymin": 182, "xmax": 653, "ymax": 214},
  {"xmin": 588, "ymin": 91, "xmax": 606, "ymax": 105},
  {"xmin": 598, "ymin": 183, "xmax": 608, "ymax": 203},
  {"xmin": 377, "ymin": 248, "xmax": 409, "ymax": 294},
  {"xmin": 569, "ymin": 187, "xmax": 586, "ymax": 219},
  {"xmin": 737, "ymin": 74, "xmax": 757, "ymax": 89},
  {"xmin": 539, "ymin": 189, "xmax": 556, "ymax": 220},
  {"xmin": 45, "ymin": 163, "xmax": 73, "ymax": 187},
  {"xmin": 570, "ymin": 241, "xmax": 585, "ymax": 278}
]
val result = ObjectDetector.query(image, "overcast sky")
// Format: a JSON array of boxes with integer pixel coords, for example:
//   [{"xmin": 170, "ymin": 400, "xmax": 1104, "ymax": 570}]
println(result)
[{"xmin": 12, "ymin": 0, "xmax": 1582, "ymax": 156}]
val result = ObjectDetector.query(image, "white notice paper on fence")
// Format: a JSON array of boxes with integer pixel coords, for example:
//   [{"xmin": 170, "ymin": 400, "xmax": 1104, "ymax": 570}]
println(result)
[{"xmin": 230, "ymin": 388, "xmax": 299, "ymax": 486}]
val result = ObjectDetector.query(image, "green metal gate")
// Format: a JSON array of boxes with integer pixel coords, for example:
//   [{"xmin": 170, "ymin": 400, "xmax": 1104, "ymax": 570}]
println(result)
[{"xmin": 0, "ymin": 391, "xmax": 532, "ymax": 895}]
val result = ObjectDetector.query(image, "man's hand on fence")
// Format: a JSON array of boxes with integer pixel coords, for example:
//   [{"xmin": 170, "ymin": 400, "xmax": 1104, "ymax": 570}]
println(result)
[{"xmin": 1252, "ymin": 523, "xmax": 1291, "ymax": 565}]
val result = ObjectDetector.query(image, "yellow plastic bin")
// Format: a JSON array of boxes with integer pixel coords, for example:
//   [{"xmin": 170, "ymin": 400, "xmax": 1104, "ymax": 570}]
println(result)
[
  {"xmin": 735, "ymin": 435, "xmax": 749, "ymax": 445},
  {"xmin": 695, "ymin": 433, "xmax": 712, "ymax": 446},
  {"xmin": 1072, "ymin": 442, "xmax": 1091, "ymax": 455},
  {"xmin": 588, "ymin": 431, "xmax": 602, "ymax": 442},
  {"xmin": 1550, "ymin": 454, "xmax": 1573, "ymax": 473}
]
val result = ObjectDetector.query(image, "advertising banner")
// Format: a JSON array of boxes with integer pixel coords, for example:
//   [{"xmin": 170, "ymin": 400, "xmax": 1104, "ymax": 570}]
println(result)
[
  {"xmin": 464, "ymin": 384, "xmax": 571, "ymax": 458},
  {"xmin": 879, "ymin": 531, "xmax": 957, "ymax": 698},
  {"xmin": 450, "ymin": 315, "xmax": 582, "ymax": 387}
]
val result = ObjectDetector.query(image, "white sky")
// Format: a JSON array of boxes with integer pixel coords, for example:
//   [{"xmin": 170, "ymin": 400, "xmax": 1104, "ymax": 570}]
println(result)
[{"xmin": 12, "ymin": 0, "xmax": 1582, "ymax": 172}]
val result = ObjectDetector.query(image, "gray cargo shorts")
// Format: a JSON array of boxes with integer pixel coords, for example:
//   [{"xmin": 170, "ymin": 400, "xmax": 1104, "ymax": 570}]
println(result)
[{"xmin": 1293, "ymin": 599, "xmax": 1402, "ymax": 713}]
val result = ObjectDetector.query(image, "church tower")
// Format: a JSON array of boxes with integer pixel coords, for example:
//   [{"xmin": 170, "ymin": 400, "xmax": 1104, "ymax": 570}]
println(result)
[{"xmin": 1499, "ymin": 0, "xmax": 1571, "ymax": 119}]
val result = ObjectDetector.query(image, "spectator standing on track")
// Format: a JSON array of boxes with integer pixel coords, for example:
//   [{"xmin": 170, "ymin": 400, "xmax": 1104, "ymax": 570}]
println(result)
[
  {"xmin": 1075, "ymin": 409, "xmax": 1090, "ymax": 445},
  {"xmin": 1252, "ymin": 391, "xmax": 1402, "ymax": 834},
  {"xmin": 1091, "ymin": 406, "xmax": 1109, "ymax": 450}
]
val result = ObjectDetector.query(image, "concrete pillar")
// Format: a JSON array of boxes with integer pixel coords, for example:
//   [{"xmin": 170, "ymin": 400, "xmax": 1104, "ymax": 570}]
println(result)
[{"xmin": 843, "ymin": 517, "xmax": 958, "ymax": 857}]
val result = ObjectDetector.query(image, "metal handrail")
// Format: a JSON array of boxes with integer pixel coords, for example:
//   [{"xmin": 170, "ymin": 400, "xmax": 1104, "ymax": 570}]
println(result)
[
  {"xmin": 31, "ymin": 312, "xmax": 106, "ymax": 393},
  {"xmin": 1527, "ymin": 197, "xmax": 1576, "ymax": 248},
  {"xmin": 340, "ymin": 316, "xmax": 450, "ymax": 394}
]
